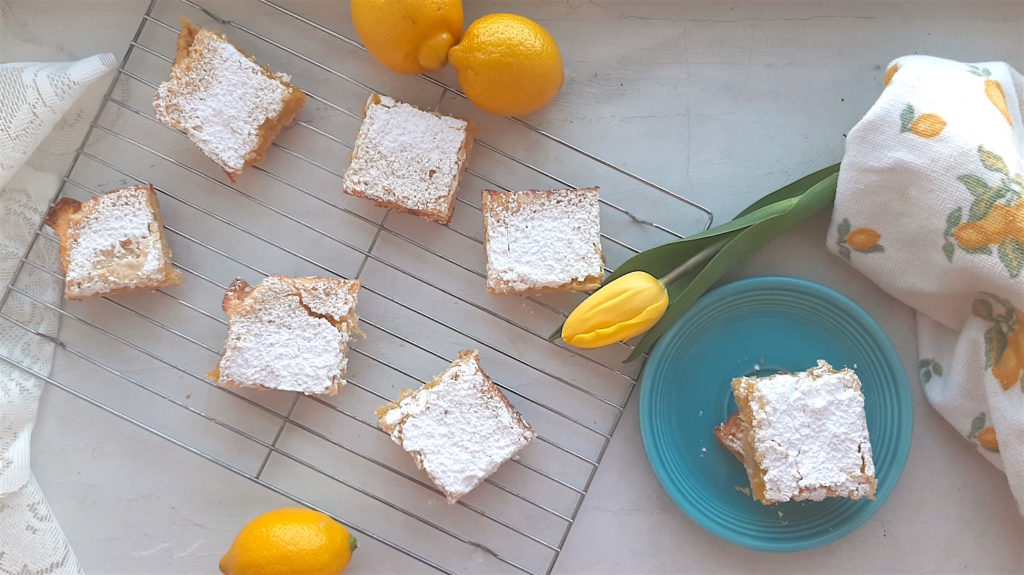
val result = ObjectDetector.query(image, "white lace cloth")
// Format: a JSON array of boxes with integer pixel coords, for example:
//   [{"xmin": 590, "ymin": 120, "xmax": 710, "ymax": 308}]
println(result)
[
  {"xmin": 829, "ymin": 55, "xmax": 1024, "ymax": 514},
  {"xmin": 1, "ymin": 1, "xmax": 116, "ymax": 571}
]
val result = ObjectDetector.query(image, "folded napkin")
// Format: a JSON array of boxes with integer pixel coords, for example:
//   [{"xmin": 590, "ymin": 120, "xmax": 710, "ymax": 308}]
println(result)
[
  {"xmin": 830, "ymin": 55, "xmax": 1024, "ymax": 512},
  {"xmin": 1, "ymin": 2, "xmax": 116, "ymax": 571},
  {"xmin": 0, "ymin": 54, "xmax": 116, "ymax": 188}
]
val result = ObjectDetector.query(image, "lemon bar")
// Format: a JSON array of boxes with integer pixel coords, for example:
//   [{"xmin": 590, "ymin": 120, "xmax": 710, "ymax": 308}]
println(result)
[
  {"xmin": 210, "ymin": 276, "xmax": 360, "ymax": 396},
  {"xmin": 376, "ymin": 350, "xmax": 535, "ymax": 503},
  {"xmin": 153, "ymin": 18, "xmax": 307, "ymax": 182},
  {"xmin": 481, "ymin": 187, "xmax": 604, "ymax": 295},
  {"xmin": 44, "ymin": 185, "xmax": 181, "ymax": 300},
  {"xmin": 729, "ymin": 360, "xmax": 877, "ymax": 504},
  {"xmin": 342, "ymin": 94, "xmax": 474, "ymax": 224}
]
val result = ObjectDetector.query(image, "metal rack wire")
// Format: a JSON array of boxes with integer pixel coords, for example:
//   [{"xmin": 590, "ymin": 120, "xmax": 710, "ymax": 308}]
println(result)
[{"xmin": 0, "ymin": 1, "xmax": 714, "ymax": 573}]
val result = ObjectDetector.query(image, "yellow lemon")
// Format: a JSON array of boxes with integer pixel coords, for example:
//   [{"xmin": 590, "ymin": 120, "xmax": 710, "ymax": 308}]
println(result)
[
  {"xmin": 448, "ymin": 14, "xmax": 564, "ymax": 116},
  {"xmin": 909, "ymin": 113, "xmax": 946, "ymax": 138},
  {"xmin": 219, "ymin": 508, "xmax": 357, "ymax": 575},
  {"xmin": 350, "ymin": 0, "xmax": 463, "ymax": 74}
]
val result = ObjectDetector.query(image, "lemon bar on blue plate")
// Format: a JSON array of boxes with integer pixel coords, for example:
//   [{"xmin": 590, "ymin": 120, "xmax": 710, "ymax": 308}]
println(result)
[{"xmin": 724, "ymin": 360, "xmax": 877, "ymax": 504}]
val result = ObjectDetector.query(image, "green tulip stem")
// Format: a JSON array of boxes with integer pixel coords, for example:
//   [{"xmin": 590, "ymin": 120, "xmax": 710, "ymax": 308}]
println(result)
[
  {"xmin": 547, "ymin": 164, "xmax": 841, "ymax": 351},
  {"xmin": 657, "ymin": 237, "xmax": 730, "ymax": 287}
]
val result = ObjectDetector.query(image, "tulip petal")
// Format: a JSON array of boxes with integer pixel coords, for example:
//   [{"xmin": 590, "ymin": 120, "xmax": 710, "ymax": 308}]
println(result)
[
  {"xmin": 564, "ymin": 305, "xmax": 666, "ymax": 348},
  {"xmin": 562, "ymin": 278, "xmax": 669, "ymax": 349}
]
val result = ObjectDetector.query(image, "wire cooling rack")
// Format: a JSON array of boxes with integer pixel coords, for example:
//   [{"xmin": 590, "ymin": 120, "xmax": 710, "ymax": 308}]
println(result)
[{"xmin": 0, "ymin": 1, "xmax": 714, "ymax": 573}]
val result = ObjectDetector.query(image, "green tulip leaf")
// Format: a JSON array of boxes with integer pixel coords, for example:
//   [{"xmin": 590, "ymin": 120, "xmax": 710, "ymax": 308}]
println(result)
[
  {"xmin": 549, "ymin": 166, "xmax": 841, "ymax": 344},
  {"xmin": 624, "ymin": 172, "xmax": 840, "ymax": 362},
  {"xmin": 603, "ymin": 163, "xmax": 840, "ymax": 287},
  {"xmin": 732, "ymin": 163, "xmax": 841, "ymax": 219}
]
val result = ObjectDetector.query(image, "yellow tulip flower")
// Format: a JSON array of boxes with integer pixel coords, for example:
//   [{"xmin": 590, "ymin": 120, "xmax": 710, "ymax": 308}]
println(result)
[
  {"xmin": 561, "ymin": 271, "xmax": 669, "ymax": 349},
  {"xmin": 561, "ymin": 239, "xmax": 726, "ymax": 350}
]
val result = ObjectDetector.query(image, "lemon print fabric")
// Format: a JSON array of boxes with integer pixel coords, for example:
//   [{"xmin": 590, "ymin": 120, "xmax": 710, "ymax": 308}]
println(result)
[
  {"xmin": 884, "ymin": 63, "xmax": 900, "ymax": 87},
  {"xmin": 835, "ymin": 218, "xmax": 884, "ymax": 260},
  {"xmin": 919, "ymin": 358, "xmax": 943, "ymax": 383},
  {"xmin": 972, "ymin": 296, "xmax": 1024, "ymax": 391},
  {"xmin": 967, "ymin": 412, "xmax": 1000, "ymax": 453},
  {"xmin": 969, "ymin": 64, "xmax": 1014, "ymax": 127},
  {"xmin": 977, "ymin": 426, "xmax": 1000, "ymax": 452},
  {"xmin": 943, "ymin": 146, "xmax": 1024, "ymax": 277},
  {"xmin": 899, "ymin": 104, "xmax": 946, "ymax": 138},
  {"xmin": 350, "ymin": 0, "xmax": 463, "ymax": 74},
  {"xmin": 986, "ymin": 81, "xmax": 1013, "ymax": 126},
  {"xmin": 831, "ymin": 55, "xmax": 1024, "ymax": 511},
  {"xmin": 448, "ymin": 14, "xmax": 564, "ymax": 116},
  {"xmin": 220, "ymin": 508, "xmax": 357, "ymax": 575}
]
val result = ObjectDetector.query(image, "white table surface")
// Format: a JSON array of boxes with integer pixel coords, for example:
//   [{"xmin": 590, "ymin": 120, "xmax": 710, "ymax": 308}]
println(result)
[{"xmin": 8, "ymin": 0, "xmax": 1024, "ymax": 573}]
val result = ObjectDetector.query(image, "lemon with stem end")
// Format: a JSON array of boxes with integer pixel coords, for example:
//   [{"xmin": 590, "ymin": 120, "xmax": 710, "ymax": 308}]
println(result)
[
  {"xmin": 448, "ymin": 14, "xmax": 564, "ymax": 117},
  {"xmin": 220, "ymin": 508, "xmax": 357, "ymax": 575},
  {"xmin": 351, "ymin": 0, "xmax": 463, "ymax": 74}
]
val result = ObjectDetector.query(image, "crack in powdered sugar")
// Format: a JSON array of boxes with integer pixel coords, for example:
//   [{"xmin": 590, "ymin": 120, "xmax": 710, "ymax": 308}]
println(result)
[
  {"xmin": 218, "ymin": 277, "xmax": 357, "ymax": 395},
  {"xmin": 153, "ymin": 29, "xmax": 287, "ymax": 172},
  {"xmin": 747, "ymin": 360, "xmax": 875, "ymax": 502}
]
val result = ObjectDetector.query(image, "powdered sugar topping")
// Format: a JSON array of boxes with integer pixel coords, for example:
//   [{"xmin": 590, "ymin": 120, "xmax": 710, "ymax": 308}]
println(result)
[
  {"xmin": 484, "ymin": 188, "xmax": 604, "ymax": 292},
  {"xmin": 745, "ymin": 361, "xmax": 875, "ymax": 502},
  {"xmin": 343, "ymin": 95, "xmax": 468, "ymax": 213},
  {"xmin": 381, "ymin": 352, "xmax": 535, "ymax": 502},
  {"xmin": 217, "ymin": 276, "xmax": 358, "ymax": 395},
  {"xmin": 153, "ymin": 28, "xmax": 288, "ymax": 173},
  {"xmin": 65, "ymin": 186, "xmax": 165, "ymax": 297},
  {"xmin": 293, "ymin": 278, "xmax": 357, "ymax": 325}
]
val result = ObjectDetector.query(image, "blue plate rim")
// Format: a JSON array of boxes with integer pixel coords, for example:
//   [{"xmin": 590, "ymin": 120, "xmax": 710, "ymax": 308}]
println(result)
[{"xmin": 638, "ymin": 275, "xmax": 913, "ymax": 552}]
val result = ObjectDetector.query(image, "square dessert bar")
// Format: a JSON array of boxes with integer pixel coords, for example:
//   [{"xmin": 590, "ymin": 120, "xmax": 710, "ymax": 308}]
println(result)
[
  {"xmin": 376, "ymin": 350, "xmax": 535, "ymax": 503},
  {"xmin": 210, "ymin": 276, "xmax": 360, "ymax": 396},
  {"xmin": 44, "ymin": 185, "xmax": 181, "ymax": 300},
  {"xmin": 727, "ymin": 360, "xmax": 877, "ymax": 504},
  {"xmin": 342, "ymin": 94, "xmax": 474, "ymax": 224},
  {"xmin": 482, "ymin": 187, "xmax": 605, "ymax": 295},
  {"xmin": 153, "ymin": 17, "xmax": 307, "ymax": 182}
]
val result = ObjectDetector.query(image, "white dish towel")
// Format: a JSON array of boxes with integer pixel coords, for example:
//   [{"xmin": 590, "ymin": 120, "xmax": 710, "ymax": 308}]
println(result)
[
  {"xmin": 830, "ymin": 55, "xmax": 1024, "ymax": 514},
  {"xmin": 1, "ymin": 1, "xmax": 116, "ymax": 571}
]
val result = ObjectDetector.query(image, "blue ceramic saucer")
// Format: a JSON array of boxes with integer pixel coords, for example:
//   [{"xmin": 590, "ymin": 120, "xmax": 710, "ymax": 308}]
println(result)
[{"xmin": 639, "ymin": 276, "xmax": 911, "ymax": 551}]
